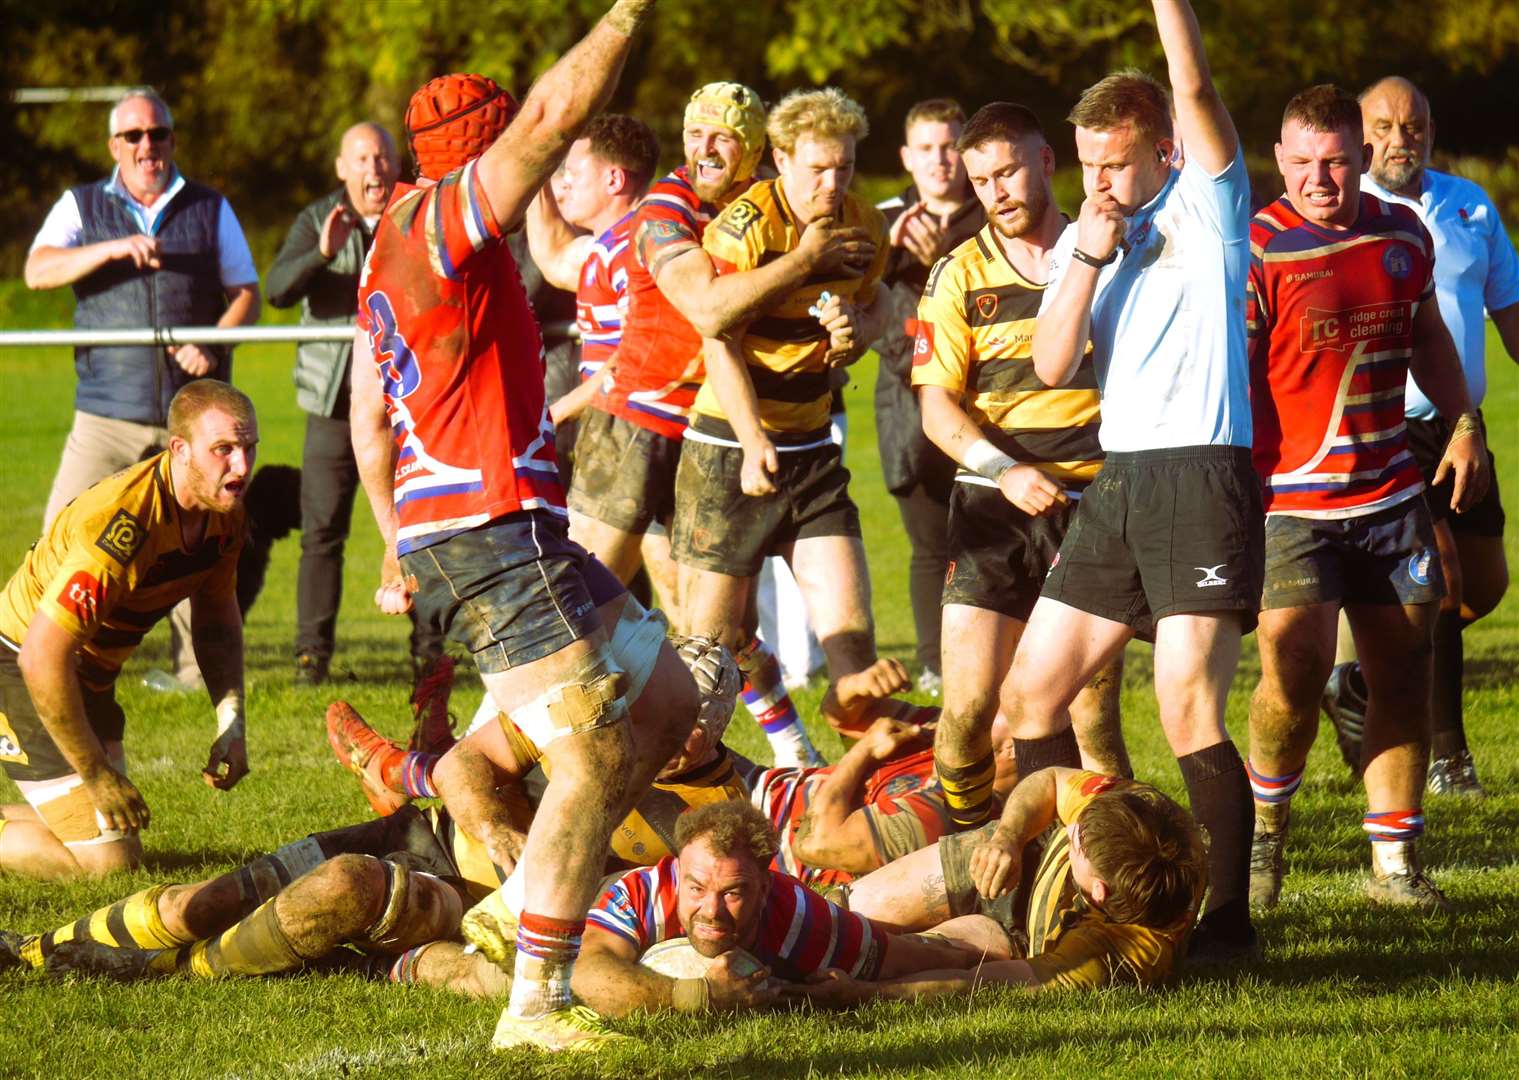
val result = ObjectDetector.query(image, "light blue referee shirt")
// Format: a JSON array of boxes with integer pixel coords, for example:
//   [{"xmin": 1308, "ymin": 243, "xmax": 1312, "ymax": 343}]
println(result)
[
  {"xmin": 1042, "ymin": 150, "xmax": 1253, "ymax": 452},
  {"xmin": 1363, "ymin": 170, "xmax": 1519, "ymax": 419}
]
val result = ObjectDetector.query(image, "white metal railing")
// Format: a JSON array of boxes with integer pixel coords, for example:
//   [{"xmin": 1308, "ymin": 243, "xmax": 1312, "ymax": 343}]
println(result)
[{"xmin": 0, "ymin": 322, "xmax": 579, "ymax": 347}]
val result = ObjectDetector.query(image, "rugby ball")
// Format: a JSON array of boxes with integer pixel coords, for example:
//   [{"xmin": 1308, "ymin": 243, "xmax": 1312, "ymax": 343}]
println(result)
[{"xmin": 638, "ymin": 937, "xmax": 764, "ymax": 979}]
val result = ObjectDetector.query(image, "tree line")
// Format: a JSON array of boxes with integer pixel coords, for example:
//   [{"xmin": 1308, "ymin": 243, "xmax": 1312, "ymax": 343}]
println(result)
[{"xmin": 4, "ymin": 0, "xmax": 1517, "ymax": 273}]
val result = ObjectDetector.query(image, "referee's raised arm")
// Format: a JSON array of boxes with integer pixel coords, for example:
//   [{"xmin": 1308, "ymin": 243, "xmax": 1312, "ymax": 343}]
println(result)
[{"xmin": 1151, "ymin": 0, "xmax": 1238, "ymax": 172}]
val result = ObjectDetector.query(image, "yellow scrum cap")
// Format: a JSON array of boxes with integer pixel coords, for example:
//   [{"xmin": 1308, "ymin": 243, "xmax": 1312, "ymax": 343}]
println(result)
[{"xmin": 684, "ymin": 82, "xmax": 766, "ymax": 182}]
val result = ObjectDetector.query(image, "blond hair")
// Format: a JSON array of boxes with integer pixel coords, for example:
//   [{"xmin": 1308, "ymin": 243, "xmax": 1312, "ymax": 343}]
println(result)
[{"xmin": 767, "ymin": 87, "xmax": 869, "ymax": 155}]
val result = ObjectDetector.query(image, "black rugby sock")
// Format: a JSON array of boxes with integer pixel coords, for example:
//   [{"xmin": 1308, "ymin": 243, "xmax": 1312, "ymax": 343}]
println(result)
[
  {"xmin": 1178, "ymin": 740, "xmax": 1254, "ymax": 935},
  {"xmin": 1429, "ymin": 610, "xmax": 1466, "ymax": 760},
  {"xmin": 1012, "ymin": 728, "xmax": 1081, "ymax": 777}
]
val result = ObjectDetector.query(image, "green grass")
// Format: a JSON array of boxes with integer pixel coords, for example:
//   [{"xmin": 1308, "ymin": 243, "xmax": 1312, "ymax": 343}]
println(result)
[{"xmin": 2, "ymin": 286, "xmax": 1519, "ymax": 1077}]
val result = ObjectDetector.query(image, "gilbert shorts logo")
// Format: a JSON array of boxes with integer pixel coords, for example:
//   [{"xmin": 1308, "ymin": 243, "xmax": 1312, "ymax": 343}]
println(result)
[
  {"xmin": 1408, "ymin": 549, "xmax": 1433, "ymax": 587},
  {"xmin": 1194, "ymin": 564, "xmax": 1229, "ymax": 588},
  {"xmin": 95, "ymin": 510, "xmax": 145, "ymax": 566}
]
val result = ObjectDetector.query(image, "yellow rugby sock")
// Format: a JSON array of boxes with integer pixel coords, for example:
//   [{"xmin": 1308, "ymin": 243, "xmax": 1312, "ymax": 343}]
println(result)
[
  {"xmin": 936, "ymin": 751, "xmax": 996, "ymax": 829},
  {"xmin": 26, "ymin": 884, "xmax": 188, "ymax": 969},
  {"xmin": 161, "ymin": 898, "xmax": 305, "ymax": 978}
]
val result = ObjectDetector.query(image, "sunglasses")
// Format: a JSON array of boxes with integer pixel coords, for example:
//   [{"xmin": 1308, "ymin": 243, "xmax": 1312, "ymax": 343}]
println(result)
[{"xmin": 114, "ymin": 126, "xmax": 172, "ymax": 145}]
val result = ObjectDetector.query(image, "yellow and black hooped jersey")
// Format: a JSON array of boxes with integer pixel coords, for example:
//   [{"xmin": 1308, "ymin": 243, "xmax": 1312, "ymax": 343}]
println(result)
[
  {"xmin": 697, "ymin": 180, "xmax": 889, "ymax": 435},
  {"xmin": 606, "ymin": 746, "xmax": 751, "ymax": 870},
  {"xmin": 911, "ymin": 225, "xmax": 1103, "ymax": 490},
  {"xmin": 0, "ymin": 453, "xmax": 244, "ymax": 691},
  {"xmin": 1019, "ymin": 771, "xmax": 1201, "ymax": 990}
]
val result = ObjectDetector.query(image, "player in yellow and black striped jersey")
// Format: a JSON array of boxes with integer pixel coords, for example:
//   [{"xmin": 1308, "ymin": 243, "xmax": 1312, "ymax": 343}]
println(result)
[
  {"xmin": 0, "ymin": 381, "xmax": 255, "ymax": 880},
  {"xmin": 695, "ymin": 175, "xmax": 889, "ymax": 438},
  {"xmin": 804, "ymin": 769, "xmax": 1206, "ymax": 998},
  {"xmin": 1, "ymin": 799, "xmax": 515, "ymax": 995},
  {"xmin": 908, "ymin": 103, "xmax": 1127, "ymax": 839},
  {"xmin": 674, "ymin": 88, "xmax": 913, "ymax": 746}
]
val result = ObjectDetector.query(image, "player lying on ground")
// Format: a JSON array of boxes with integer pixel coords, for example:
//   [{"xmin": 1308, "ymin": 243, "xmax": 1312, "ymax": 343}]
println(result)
[
  {"xmin": 806, "ymin": 767, "xmax": 1206, "ymax": 997},
  {"xmin": 2, "ymin": 639, "xmax": 742, "ymax": 993},
  {"xmin": 333, "ymin": 667, "xmax": 990, "ymax": 891},
  {"xmin": 2, "ymin": 798, "xmax": 505, "ymax": 996},
  {"xmin": 573, "ymin": 798, "xmax": 1010, "ymax": 1016}
]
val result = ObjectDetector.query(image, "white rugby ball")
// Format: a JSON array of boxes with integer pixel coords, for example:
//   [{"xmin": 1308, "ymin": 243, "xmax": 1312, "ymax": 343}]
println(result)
[{"xmin": 639, "ymin": 936, "xmax": 764, "ymax": 979}]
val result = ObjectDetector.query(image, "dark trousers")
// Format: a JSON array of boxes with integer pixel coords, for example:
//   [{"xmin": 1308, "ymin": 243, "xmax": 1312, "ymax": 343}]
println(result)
[
  {"xmin": 893, "ymin": 481, "xmax": 951, "ymax": 675},
  {"xmin": 295, "ymin": 413, "xmax": 442, "ymax": 663}
]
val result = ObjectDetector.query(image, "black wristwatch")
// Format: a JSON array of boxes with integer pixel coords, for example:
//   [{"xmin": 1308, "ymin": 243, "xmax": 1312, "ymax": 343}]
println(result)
[{"xmin": 1071, "ymin": 247, "xmax": 1117, "ymax": 269}]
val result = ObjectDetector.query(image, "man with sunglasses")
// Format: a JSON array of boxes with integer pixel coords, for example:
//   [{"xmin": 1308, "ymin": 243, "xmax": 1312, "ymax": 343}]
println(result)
[{"xmin": 24, "ymin": 86, "xmax": 260, "ymax": 691}]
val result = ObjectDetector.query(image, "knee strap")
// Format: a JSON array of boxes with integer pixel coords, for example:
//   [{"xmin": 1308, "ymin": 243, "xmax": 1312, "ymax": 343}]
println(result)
[{"xmin": 361, "ymin": 859, "xmax": 465, "ymax": 953}]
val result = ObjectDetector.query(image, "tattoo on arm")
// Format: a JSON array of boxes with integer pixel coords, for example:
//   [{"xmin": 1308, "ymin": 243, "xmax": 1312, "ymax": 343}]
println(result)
[
  {"xmin": 920, "ymin": 871, "xmax": 950, "ymax": 919},
  {"xmin": 638, "ymin": 218, "xmax": 698, "ymax": 278}
]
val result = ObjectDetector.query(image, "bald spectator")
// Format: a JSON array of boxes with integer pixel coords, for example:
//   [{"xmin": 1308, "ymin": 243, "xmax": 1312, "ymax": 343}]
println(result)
[
  {"xmin": 266, "ymin": 123, "xmax": 443, "ymax": 687},
  {"xmin": 24, "ymin": 86, "xmax": 260, "ymax": 691}
]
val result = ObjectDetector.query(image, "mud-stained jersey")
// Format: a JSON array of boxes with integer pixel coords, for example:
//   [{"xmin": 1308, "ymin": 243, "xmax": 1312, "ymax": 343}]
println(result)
[
  {"xmin": 600, "ymin": 167, "xmax": 731, "ymax": 440},
  {"xmin": 516, "ymin": 742, "xmax": 754, "ymax": 870},
  {"xmin": 357, "ymin": 158, "xmax": 564, "ymax": 555},
  {"xmin": 587, "ymin": 857, "xmax": 884, "ymax": 981},
  {"xmin": 744, "ymin": 747, "xmax": 951, "ymax": 887},
  {"xmin": 912, "ymin": 224, "xmax": 1103, "ymax": 491},
  {"xmin": 1248, "ymin": 194, "xmax": 1435, "ymax": 519},
  {"xmin": 0, "ymin": 453, "xmax": 243, "ymax": 690},
  {"xmin": 1020, "ymin": 771, "xmax": 1202, "ymax": 991},
  {"xmin": 576, "ymin": 211, "xmax": 636, "ymax": 383},
  {"xmin": 695, "ymin": 180, "xmax": 889, "ymax": 436}
]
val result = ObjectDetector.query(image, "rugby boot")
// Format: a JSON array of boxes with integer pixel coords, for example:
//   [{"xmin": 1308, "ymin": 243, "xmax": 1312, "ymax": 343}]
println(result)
[
  {"xmin": 1249, "ymin": 800, "xmax": 1290, "ymax": 910},
  {"xmin": 326, "ymin": 701, "xmax": 410, "ymax": 816},
  {"xmin": 408, "ymin": 655, "xmax": 458, "ymax": 755},
  {"xmin": 294, "ymin": 652, "xmax": 330, "ymax": 687},
  {"xmin": 1367, "ymin": 841, "xmax": 1452, "ymax": 914},
  {"xmin": 461, "ymin": 888, "xmax": 519, "ymax": 967},
  {"xmin": 45, "ymin": 939, "xmax": 156, "ymax": 981},
  {"xmin": 1426, "ymin": 749, "xmax": 1486, "ymax": 800},
  {"xmin": 491, "ymin": 1004, "xmax": 634, "ymax": 1053},
  {"xmin": 1249, "ymin": 834, "xmax": 1287, "ymax": 911},
  {"xmin": 0, "ymin": 930, "xmax": 25, "ymax": 972},
  {"xmin": 1321, "ymin": 662, "xmax": 1367, "ymax": 776}
]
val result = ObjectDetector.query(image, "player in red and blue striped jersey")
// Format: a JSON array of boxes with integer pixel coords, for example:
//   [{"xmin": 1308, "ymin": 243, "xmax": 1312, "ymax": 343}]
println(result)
[
  {"xmin": 350, "ymin": 5, "xmax": 707, "ymax": 1055},
  {"xmin": 525, "ymin": 114, "xmax": 659, "ymax": 430},
  {"xmin": 742, "ymin": 712, "xmax": 1017, "ymax": 889},
  {"xmin": 1242, "ymin": 85, "xmax": 1488, "ymax": 915},
  {"xmin": 575, "ymin": 799, "xmax": 1005, "ymax": 1016}
]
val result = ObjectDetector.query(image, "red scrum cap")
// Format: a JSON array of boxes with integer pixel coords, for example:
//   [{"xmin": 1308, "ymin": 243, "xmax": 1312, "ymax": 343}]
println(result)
[{"xmin": 405, "ymin": 73, "xmax": 518, "ymax": 181}]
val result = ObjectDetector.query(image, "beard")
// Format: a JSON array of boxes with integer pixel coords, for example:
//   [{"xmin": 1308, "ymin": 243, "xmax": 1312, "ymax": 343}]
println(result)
[
  {"xmin": 686, "ymin": 153, "xmax": 734, "ymax": 202},
  {"xmin": 1372, "ymin": 153, "xmax": 1423, "ymax": 193},
  {"xmin": 989, "ymin": 183, "xmax": 1050, "ymax": 240}
]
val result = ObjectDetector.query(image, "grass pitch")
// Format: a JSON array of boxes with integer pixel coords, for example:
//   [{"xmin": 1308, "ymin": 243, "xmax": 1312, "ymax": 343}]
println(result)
[{"xmin": 2, "ymin": 291, "xmax": 1519, "ymax": 1077}]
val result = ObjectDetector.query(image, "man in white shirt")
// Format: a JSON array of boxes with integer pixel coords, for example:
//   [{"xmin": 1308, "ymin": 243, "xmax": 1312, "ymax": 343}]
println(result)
[
  {"xmin": 990, "ymin": 0, "xmax": 1263, "ymax": 962},
  {"xmin": 1324, "ymin": 77, "xmax": 1519, "ymax": 797},
  {"xmin": 23, "ymin": 87, "xmax": 260, "ymax": 689}
]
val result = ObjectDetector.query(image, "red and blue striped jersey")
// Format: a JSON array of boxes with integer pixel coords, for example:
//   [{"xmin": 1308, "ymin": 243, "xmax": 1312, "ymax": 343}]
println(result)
[
  {"xmin": 576, "ymin": 211, "xmax": 635, "ymax": 381},
  {"xmin": 599, "ymin": 167, "xmax": 743, "ymax": 440},
  {"xmin": 746, "ymin": 747, "xmax": 949, "ymax": 887},
  {"xmin": 1247, "ymin": 194, "xmax": 1435, "ymax": 518},
  {"xmin": 357, "ymin": 160, "xmax": 565, "ymax": 554},
  {"xmin": 586, "ymin": 856, "xmax": 884, "ymax": 981}
]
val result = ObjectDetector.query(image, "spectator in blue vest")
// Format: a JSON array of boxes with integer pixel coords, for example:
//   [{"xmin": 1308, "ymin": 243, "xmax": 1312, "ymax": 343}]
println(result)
[{"xmin": 24, "ymin": 86, "xmax": 260, "ymax": 689}]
